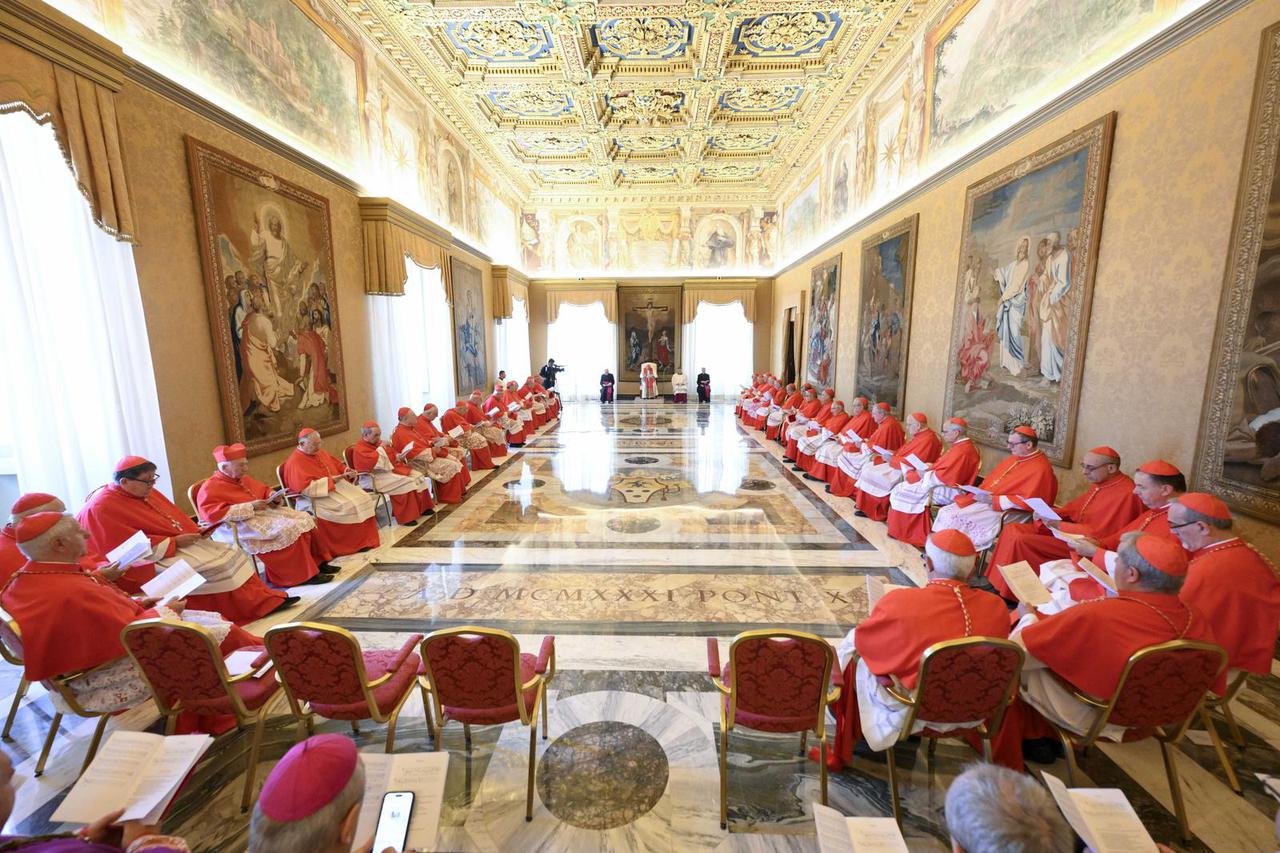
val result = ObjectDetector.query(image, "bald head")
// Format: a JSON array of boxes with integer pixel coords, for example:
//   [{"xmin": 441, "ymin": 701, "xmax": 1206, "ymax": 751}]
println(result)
[{"xmin": 17, "ymin": 515, "xmax": 88, "ymax": 562}]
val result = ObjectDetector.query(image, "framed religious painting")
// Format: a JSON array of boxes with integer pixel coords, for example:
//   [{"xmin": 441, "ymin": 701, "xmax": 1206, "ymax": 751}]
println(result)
[
  {"xmin": 942, "ymin": 113, "xmax": 1115, "ymax": 466},
  {"xmin": 856, "ymin": 215, "xmax": 919, "ymax": 409},
  {"xmin": 1195, "ymin": 22, "xmax": 1280, "ymax": 522},
  {"xmin": 618, "ymin": 285, "xmax": 682, "ymax": 382},
  {"xmin": 450, "ymin": 257, "xmax": 489, "ymax": 396},
  {"xmin": 804, "ymin": 255, "xmax": 841, "ymax": 388},
  {"xmin": 186, "ymin": 137, "xmax": 348, "ymax": 455}
]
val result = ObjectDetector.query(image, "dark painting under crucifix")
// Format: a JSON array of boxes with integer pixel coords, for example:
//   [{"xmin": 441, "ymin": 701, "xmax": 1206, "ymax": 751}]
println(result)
[{"xmin": 618, "ymin": 285, "xmax": 682, "ymax": 382}]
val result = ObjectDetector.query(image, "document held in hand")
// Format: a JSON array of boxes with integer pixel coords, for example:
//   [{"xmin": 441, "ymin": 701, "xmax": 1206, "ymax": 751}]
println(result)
[
  {"xmin": 1042, "ymin": 773, "xmax": 1157, "ymax": 853},
  {"xmin": 107, "ymin": 529, "xmax": 155, "ymax": 568},
  {"xmin": 447, "ymin": 426, "xmax": 464, "ymax": 438},
  {"xmin": 1022, "ymin": 497, "xmax": 1061, "ymax": 522},
  {"xmin": 814, "ymin": 803, "xmax": 909, "ymax": 853},
  {"xmin": 53, "ymin": 731, "xmax": 212, "ymax": 824},
  {"xmin": 507, "ymin": 401, "xmax": 521, "ymax": 412},
  {"xmin": 353, "ymin": 752, "xmax": 449, "ymax": 852},
  {"xmin": 959, "ymin": 485, "xmax": 991, "ymax": 497},
  {"xmin": 140, "ymin": 559, "xmax": 205, "ymax": 606},
  {"xmin": 1000, "ymin": 560, "xmax": 1052, "ymax": 607},
  {"xmin": 864, "ymin": 576, "xmax": 910, "ymax": 609},
  {"xmin": 904, "ymin": 453, "xmax": 930, "ymax": 472},
  {"xmin": 487, "ymin": 407, "xmax": 500, "ymax": 417},
  {"xmin": 1050, "ymin": 527, "xmax": 1089, "ymax": 545},
  {"xmin": 1076, "ymin": 557, "xmax": 1117, "ymax": 594}
]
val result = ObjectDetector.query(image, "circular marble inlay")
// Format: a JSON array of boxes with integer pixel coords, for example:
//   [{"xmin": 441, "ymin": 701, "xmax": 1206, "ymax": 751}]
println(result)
[
  {"xmin": 504, "ymin": 478, "xmax": 546, "ymax": 490},
  {"xmin": 618, "ymin": 416, "xmax": 673, "ymax": 427},
  {"xmin": 606, "ymin": 516, "xmax": 662, "ymax": 534},
  {"xmin": 624, "ymin": 456, "xmax": 660, "ymax": 465},
  {"xmin": 738, "ymin": 478, "xmax": 775, "ymax": 491},
  {"xmin": 536, "ymin": 721, "xmax": 669, "ymax": 830}
]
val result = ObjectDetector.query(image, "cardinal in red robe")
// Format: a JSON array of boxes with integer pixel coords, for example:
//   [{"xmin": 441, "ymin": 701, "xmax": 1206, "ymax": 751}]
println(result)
[
  {"xmin": 280, "ymin": 428, "xmax": 381, "ymax": 556},
  {"xmin": 785, "ymin": 390, "xmax": 832, "ymax": 461},
  {"xmin": 0, "ymin": 493, "xmax": 113, "ymax": 585},
  {"xmin": 811, "ymin": 397, "xmax": 875, "ymax": 482},
  {"xmin": 349, "ymin": 422, "xmax": 433, "ymax": 525},
  {"xmin": 797, "ymin": 401, "xmax": 852, "ymax": 478},
  {"xmin": 764, "ymin": 384, "xmax": 801, "ymax": 440},
  {"xmin": 887, "ymin": 418, "xmax": 982, "ymax": 546},
  {"xmin": 392, "ymin": 407, "xmax": 467, "ymax": 504},
  {"xmin": 780, "ymin": 387, "xmax": 821, "ymax": 456},
  {"xmin": 827, "ymin": 403, "xmax": 905, "ymax": 498},
  {"xmin": 986, "ymin": 446, "xmax": 1143, "ymax": 600},
  {"xmin": 78, "ymin": 457, "xmax": 290, "ymax": 624},
  {"xmin": 854, "ymin": 413, "xmax": 943, "ymax": 521},
  {"xmin": 196, "ymin": 443, "xmax": 333, "ymax": 588},
  {"xmin": 816, "ymin": 531, "xmax": 1010, "ymax": 770},
  {"xmin": 1173, "ymin": 493, "xmax": 1280, "ymax": 677},
  {"xmin": 441, "ymin": 402, "xmax": 494, "ymax": 470}
]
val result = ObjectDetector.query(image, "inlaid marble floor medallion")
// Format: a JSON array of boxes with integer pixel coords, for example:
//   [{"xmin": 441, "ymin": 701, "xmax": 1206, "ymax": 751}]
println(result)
[{"xmin": 536, "ymin": 721, "xmax": 669, "ymax": 829}]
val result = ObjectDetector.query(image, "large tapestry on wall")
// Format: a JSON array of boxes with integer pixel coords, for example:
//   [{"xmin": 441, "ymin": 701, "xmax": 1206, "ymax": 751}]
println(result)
[
  {"xmin": 856, "ymin": 216, "xmax": 919, "ymax": 410},
  {"xmin": 619, "ymin": 286, "xmax": 681, "ymax": 382},
  {"xmin": 942, "ymin": 113, "xmax": 1115, "ymax": 466},
  {"xmin": 450, "ymin": 258, "xmax": 488, "ymax": 396},
  {"xmin": 1196, "ymin": 22, "xmax": 1280, "ymax": 522},
  {"xmin": 186, "ymin": 137, "xmax": 347, "ymax": 454},
  {"xmin": 805, "ymin": 255, "xmax": 841, "ymax": 388}
]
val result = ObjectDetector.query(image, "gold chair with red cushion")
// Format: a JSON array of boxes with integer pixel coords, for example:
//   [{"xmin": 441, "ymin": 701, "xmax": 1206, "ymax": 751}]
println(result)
[
  {"xmin": 706, "ymin": 630, "xmax": 842, "ymax": 831},
  {"xmin": 121, "ymin": 618, "xmax": 280, "ymax": 811}
]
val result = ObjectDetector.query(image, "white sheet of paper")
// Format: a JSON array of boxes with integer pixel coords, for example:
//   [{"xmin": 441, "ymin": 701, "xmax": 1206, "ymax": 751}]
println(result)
[
  {"xmin": 905, "ymin": 453, "xmax": 929, "ymax": 471},
  {"xmin": 1076, "ymin": 557, "xmax": 1118, "ymax": 594},
  {"xmin": 399, "ymin": 440, "xmax": 415, "ymax": 456},
  {"xmin": 140, "ymin": 560, "xmax": 205, "ymax": 606},
  {"xmin": 132, "ymin": 735, "xmax": 213, "ymax": 823},
  {"xmin": 813, "ymin": 803, "xmax": 856, "ymax": 853},
  {"xmin": 1257, "ymin": 773, "xmax": 1280, "ymax": 802},
  {"xmin": 847, "ymin": 817, "xmax": 909, "ymax": 852},
  {"xmin": 872, "ymin": 446, "xmax": 895, "ymax": 459},
  {"xmin": 959, "ymin": 485, "xmax": 991, "ymax": 497},
  {"xmin": 507, "ymin": 402, "xmax": 520, "ymax": 412},
  {"xmin": 447, "ymin": 426, "xmax": 464, "ymax": 438},
  {"xmin": 1050, "ymin": 527, "xmax": 1088, "ymax": 544},
  {"xmin": 1001, "ymin": 560, "xmax": 1052, "ymax": 607},
  {"xmin": 353, "ymin": 752, "xmax": 449, "ymax": 852},
  {"xmin": 865, "ymin": 576, "xmax": 909, "ymax": 609},
  {"xmin": 1023, "ymin": 497, "xmax": 1062, "ymax": 521},
  {"xmin": 1043, "ymin": 774, "xmax": 1157, "ymax": 853},
  {"xmin": 107, "ymin": 529, "xmax": 153, "ymax": 568},
  {"xmin": 52, "ymin": 732, "xmax": 211, "ymax": 824},
  {"xmin": 223, "ymin": 649, "xmax": 267, "ymax": 677},
  {"xmin": 487, "ymin": 407, "xmax": 499, "ymax": 416}
]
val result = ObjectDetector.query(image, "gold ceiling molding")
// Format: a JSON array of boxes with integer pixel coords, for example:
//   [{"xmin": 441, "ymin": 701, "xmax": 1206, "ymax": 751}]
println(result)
[
  {"xmin": 0, "ymin": 0, "xmax": 137, "ymax": 240},
  {"xmin": 491, "ymin": 264, "xmax": 530, "ymax": 320},
  {"xmin": 359, "ymin": 197, "xmax": 455, "ymax": 297}
]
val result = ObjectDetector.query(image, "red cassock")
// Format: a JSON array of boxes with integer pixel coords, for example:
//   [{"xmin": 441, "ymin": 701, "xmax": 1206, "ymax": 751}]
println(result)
[
  {"xmin": 799, "ymin": 411, "xmax": 851, "ymax": 476},
  {"xmin": 786, "ymin": 402, "xmax": 830, "ymax": 460},
  {"xmin": 782, "ymin": 399, "xmax": 822, "ymax": 452},
  {"xmin": 464, "ymin": 400, "xmax": 508, "ymax": 458},
  {"xmin": 886, "ymin": 440, "xmax": 982, "ymax": 546},
  {"xmin": 766, "ymin": 393, "xmax": 803, "ymax": 439},
  {"xmin": 1061, "ymin": 505, "xmax": 1183, "ymax": 604},
  {"xmin": 987, "ymin": 474, "xmax": 1144, "ymax": 599},
  {"xmin": 1180, "ymin": 539, "xmax": 1280, "ymax": 675},
  {"xmin": 0, "ymin": 526, "xmax": 110, "ymax": 585},
  {"xmin": 809, "ymin": 410, "xmax": 875, "ymax": 481},
  {"xmin": 854, "ymin": 428, "xmax": 943, "ymax": 521},
  {"xmin": 441, "ymin": 409, "xmax": 494, "ymax": 470},
  {"xmin": 749, "ymin": 389, "xmax": 777, "ymax": 429},
  {"xmin": 823, "ymin": 580, "xmax": 1010, "ymax": 770},
  {"xmin": 392, "ymin": 423, "xmax": 465, "ymax": 504},
  {"xmin": 350, "ymin": 439, "xmax": 432, "ymax": 524},
  {"xmin": 414, "ymin": 416, "xmax": 473, "ymax": 490},
  {"xmin": 828, "ymin": 417, "xmax": 905, "ymax": 498},
  {"xmin": 196, "ymin": 471, "xmax": 323, "ymax": 586},
  {"xmin": 986, "ymin": 592, "xmax": 1222, "ymax": 770},
  {"xmin": 518, "ymin": 386, "xmax": 546, "ymax": 428},
  {"xmin": 280, "ymin": 448, "xmax": 381, "ymax": 555},
  {"xmin": 77, "ymin": 485, "xmax": 285, "ymax": 623}
]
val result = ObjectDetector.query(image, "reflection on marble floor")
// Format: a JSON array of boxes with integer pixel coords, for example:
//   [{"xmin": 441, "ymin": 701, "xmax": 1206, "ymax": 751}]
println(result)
[{"xmin": 2, "ymin": 402, "xmax": 1278, "ymax": 852}]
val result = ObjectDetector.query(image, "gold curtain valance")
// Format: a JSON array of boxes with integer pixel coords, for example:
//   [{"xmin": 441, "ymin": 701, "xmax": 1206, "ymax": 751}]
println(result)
[
  {"xmin": 491, "ymin": 265, "xmax": 530, "ymax": 320},
  {"xmin": 547, "ymin": 287, "xmax": 617, "ymax": 325},
  {"xmin": 0, "ymin": 0, "xmax": 136, "ymax": 241},
  {"xmin": 358, "ymin": 197, "xmax": 454, "ymax": 299},
  {"xmin": 683, "ymin": 286, "xmax": 756, "ymax": 323}
]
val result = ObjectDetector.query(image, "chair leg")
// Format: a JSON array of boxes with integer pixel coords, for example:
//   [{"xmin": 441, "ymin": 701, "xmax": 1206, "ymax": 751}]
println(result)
[
  {"xmin": 799, "ymin": 730, "xmax": 808, "ymax": 757},
  {"xmin": 464, "ymin": 722, "xmax": 472, "ymax": 755},
  {"xmin": 925, "ymin": 737, "xmax": 937, "ymax": 777},
  {"xmin": 1219, "ymin": 701, "xmax": 1247, "ymax": 750},
  {"xmin": 1158, "ymin": 740, "xmax": 1191, "ymax": 842},
  {"xmin": 541, "ymin": 685, "xmax": 549, "ymax": 740},
  {"xmin": 350, "ymin": 720, "xmax": 360, "ymax": 735},
  {"xmin": 34, "ymin": 712, "xmax": 62, "ymax": 777},
  {"xmin": 819, "ymin": 734, "xmax": 828, "ymax": 807},
  {"xmin": 525, "ymin": 719, "xmax": 537, "ymax": 822},
  {"xmin": 79, "ymin": 715, "xmax": 111, "ymax": 778},
  {"xmin": 719, "ymin": 725, "xmax": 729, "ymax": 831},
  {"xmin": 241, "ymin": 714, "xmax": 268, "ymax": 812},
  {"xmin": 384, "ymin": 708, "xmax": 402, "ymax": 754},
  {"xmin": 419, "ymin": 684, "xmax": 435, "ymax": 744},
  {"xmin": 885, "ymin": 745, "xmax": 901, "ymax": 827},
  {"xmin": 2, "ymin": 678, "xmax": 28, "ymax": 741},
  {"xmin": 163, "ymin": 714, "xmax": 178, "ymax": 737},
  {"xmin": 1200, "ymin": 709, "xmax": 1242, "ymax": 795},
  {"xmin": 1056, "ymin": 730, "xmax": 1080, "ymax": 787}
]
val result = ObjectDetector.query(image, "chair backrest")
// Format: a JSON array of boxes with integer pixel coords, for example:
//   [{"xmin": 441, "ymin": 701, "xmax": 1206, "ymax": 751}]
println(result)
[
  {"xmin": 343, "ymin": 446, "xmax": 356, "ymax": 468},
  {"xmin": 121, "ymin": 619, "xmax": 241, "ymax": 716},
  {"xmin": 911, "ymin": 638, "xmax": 1024, "ymax": 728},
  {"xmin": 0, "ymin": 618, "xmax": 24, "ymax": 665},
  {"xmin": 1103, "ymin": 640, "xmax": 1227, "ymax": 733},
  {"xmin": 186, "ymin": 478, "xmax": 208, "ymax": 521},
  {"xmin": 264, "ymin": 623, "xmax": 372, "ymax": 708},
  {"xmin": 421, "ymin": 627, "xmax": 527, "ymax": 719},
  {"xmin": 726, "ymin": 630, "xmax": 834, "ymax": 732}
]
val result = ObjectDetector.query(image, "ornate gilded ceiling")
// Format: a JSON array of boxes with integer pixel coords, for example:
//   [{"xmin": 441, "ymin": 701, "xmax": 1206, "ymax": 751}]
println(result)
[{"xmin": 345, "ymin": 0, "xmax": 919, "ymax": 206}]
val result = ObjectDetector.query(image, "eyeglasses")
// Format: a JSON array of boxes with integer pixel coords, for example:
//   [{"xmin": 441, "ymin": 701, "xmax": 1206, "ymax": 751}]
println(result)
[
  {"xmin": 126, "ymin": 474, "xmax": 160, "ymax": 484},
  {"xmin": 1080, "ymin": 462, "xmax": 1112, "ymax": 472},
  {"xmin": 1168, "ymin": 520, "xmax": 1201, "ymax": 530},
  {"xmin": 1007, "ymin": 438, "xmax": 1029, "ymax": 447}
]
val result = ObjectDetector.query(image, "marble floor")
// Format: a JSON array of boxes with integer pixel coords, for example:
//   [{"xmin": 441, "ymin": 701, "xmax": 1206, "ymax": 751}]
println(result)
[{"xmin": 2, "ymin": 401, "xmax": 1278, "ymax": 852}]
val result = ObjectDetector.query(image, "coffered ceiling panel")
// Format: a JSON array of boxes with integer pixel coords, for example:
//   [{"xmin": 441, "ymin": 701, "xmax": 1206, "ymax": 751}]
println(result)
[{"xmin": 349, "ymin": 0, "xmax": 915, "ymax": 205}]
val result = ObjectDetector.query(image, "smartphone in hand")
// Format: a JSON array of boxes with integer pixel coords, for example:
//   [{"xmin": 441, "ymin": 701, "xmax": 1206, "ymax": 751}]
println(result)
[{"xmin": 371, "ymin": 790, "xmax": 414, "ymax": 852}]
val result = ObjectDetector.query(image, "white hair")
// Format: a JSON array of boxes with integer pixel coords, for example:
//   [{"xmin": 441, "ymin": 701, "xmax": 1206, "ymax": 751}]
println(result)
[
  {"xmin": 925, "ymin": 538, "xmax": 976, "ymax": 580},
  {"xmin": 15, "ymin": 515, "xmax": 75, "ymax": 561},
  {"xmin": 945, "ymin": 763, "xmax": 1073, "ymax": 853}
]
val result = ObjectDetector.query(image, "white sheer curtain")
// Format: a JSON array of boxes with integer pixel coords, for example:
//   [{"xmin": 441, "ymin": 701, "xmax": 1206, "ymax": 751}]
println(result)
[
  {"xmin": 494, "ymin": 295, "xmax": 532, "ymax": 383},
  {"xmin": 545, "ymin": 301, "xmax": 616, "ymax": 401},
  {"xmin": 0, "ymin": 113, "xmax": 170, "ymax": 508},
  {"xmin": 367, "ymin": 260, "xmax": 456, "ymax": 428},
  {"xmin": 682, "ymin": 300, "xmax": 753, "ymax": 400}
]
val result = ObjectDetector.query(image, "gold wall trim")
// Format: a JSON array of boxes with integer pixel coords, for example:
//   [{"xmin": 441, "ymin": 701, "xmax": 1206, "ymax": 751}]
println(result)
[
  {"xmin": 359, "ymin": 196, "xmax": 454, "ymax": 296},
  {"xmin": 0, "ymin": 0, "xmax": 127, "ymax": 90}
]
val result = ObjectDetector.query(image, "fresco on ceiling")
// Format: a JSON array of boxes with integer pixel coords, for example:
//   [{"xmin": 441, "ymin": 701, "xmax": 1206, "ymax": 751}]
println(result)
[{"xmin": 518, "ymin": 207, "xmax": 777, "ymax": 274}]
